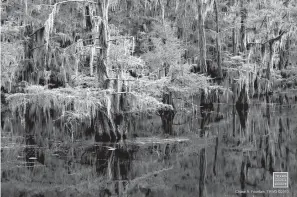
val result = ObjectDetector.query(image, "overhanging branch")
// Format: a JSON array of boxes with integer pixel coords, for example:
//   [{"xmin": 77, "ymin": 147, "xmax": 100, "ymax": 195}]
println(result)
[
  {"xmin": 263, "ymin": 31, "xmax": 287, "ymax": 45},
  {"xmin": 247, "ymin": 31, "xmax": 287, "ymax": 48}
]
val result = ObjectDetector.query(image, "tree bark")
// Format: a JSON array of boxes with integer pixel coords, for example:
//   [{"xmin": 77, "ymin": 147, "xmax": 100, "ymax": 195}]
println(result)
[
  {"xmin": 264, "ymin": 31, "xmax": 286, "ymax": 80},
  {"xmin": 278, "ymin": 37, "xmax": 289, "ymax": 70},
  {"xmin": 214, "ymin": 0, "xmax": 222, "ymax": 78},
  {"xmin": 266, "ymin": 42, "xmax": 273, "ymax": 80},
  {"xmin": 197, "ymin": 0, "xmax": 207, "ymax": 73},
  {"xmin": 97, "ymin": 0, "xmax": 110, "ymax": 89},
  {"xmin": 239, "ymin": 0, "xmax": 247, "ymax": 55},
  {"xmin": 232, "ymin": 0, "xmax": 238, "ymax": 55},
  {"xmin": 159, "ymin": 91, "xmax": 175, "ymax": 135},
  {"xmin": 23, "ymin": 25, "xmax": 34, "ymax": 82},
  {"xmin": 236, "ymin": 83, "xmax": 249, "ymax": 109},
  {"xmin": 232, "ymin": 27, "xmax": 237, "ymax": 55}
]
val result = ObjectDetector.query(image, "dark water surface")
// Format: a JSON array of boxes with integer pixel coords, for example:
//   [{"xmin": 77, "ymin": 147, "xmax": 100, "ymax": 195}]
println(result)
[{"xmin": 1, "ymin": 92, "xmax": 297, "ymax": 197}]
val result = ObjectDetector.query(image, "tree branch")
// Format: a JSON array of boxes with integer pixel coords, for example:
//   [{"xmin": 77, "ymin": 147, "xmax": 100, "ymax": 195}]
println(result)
[
  {"xmin": 263, "ymin": 31, "xmax": 287, "ymax": 45},
  {"xmin": 247, "ymin": 31, "xmax": 287, "ymax": 48}
]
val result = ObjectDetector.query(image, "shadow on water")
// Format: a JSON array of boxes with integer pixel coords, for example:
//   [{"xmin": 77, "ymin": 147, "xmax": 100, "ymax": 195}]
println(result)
[{"xmin": 1, "ymin": 91, "xmax": 297, "ymax": 197}]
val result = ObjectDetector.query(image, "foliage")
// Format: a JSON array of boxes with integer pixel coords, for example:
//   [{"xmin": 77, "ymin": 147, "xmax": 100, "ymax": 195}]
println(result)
[
  {"xmin": 6, "ymin": 85, "xmax": 105, "ymax": 122},
  {"xmin": 130, "ymin": 92, "xmax": 174, "ymax": 113},
  {"xmin": 0, "ymin": 42, "xmax": 24, "ymax": 90},
  {"xmin": 141, "ymin": 21, "xmax": 183, "ymax": 72},
  {"xmin": 109, "ymin": 34, "xmax": 145, "ymax": 71}
]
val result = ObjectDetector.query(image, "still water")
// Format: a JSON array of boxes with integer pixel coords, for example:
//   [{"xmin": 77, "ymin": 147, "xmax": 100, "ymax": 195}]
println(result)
[{"xmin": 1, "ymin": 92, "xmax": 297, "ymax": 197}]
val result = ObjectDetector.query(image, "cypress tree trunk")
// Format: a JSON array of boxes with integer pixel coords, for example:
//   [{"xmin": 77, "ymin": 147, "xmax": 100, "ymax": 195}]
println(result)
[
  {"xmin": 159, "ymin": 91, "xmax": 175, "ymax": 135},
  {"xmin": 266, "ymin": 42, "xmax": 273, "ymax": 80},
  {"xmin": 236, "ymin": 0, "xmax": 249, "ymax": 106},
  {"xmin": 197, "ymin": 0, "xmax": 207, "ymax": 73},
  {"xmin": 264, "ymin": 31, "xmax": 286, "ymax": 80},
  {"xmin": 23, "ymin": 25, "xmax": 34, "ymax": 82},
  {"xmin": 97, "ymin": 0, "xmax": 110, "ymax": 89},
  {"xmin": 214, "ymin": 0, "xmax": 222, "ymax": 78},
  {"xmin": 236, "ymin": 83, "xmax": 249, "ymax": 109},
  {"xmin": 232, "ymin": 0, "xmax": 238, "ymax": 55},
  {"xmin": 232, "ymin": 27, "xmax": 237, "ymax": 55},
  {"xmin": 279, "ymin": 38, "xmax": 289, "ymax": 70},
  {"xmin": 239, "ymin": 0, "xmax": 247, "ymax": 55},
  {"xmin": 280, "ymin": 0, "xmax": 290, "ymax": 70}
]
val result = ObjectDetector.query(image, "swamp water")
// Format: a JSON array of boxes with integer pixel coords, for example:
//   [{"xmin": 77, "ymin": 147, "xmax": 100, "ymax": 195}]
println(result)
[{"xmin": 1, "ymin": 91, "xmax": 297, "ymax": 197}]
